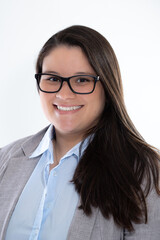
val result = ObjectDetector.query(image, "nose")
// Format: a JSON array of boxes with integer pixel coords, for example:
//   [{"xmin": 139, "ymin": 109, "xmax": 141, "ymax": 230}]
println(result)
[{"xmin": 55, "ymin": 81, "xmax": 76, "ymax": 99}]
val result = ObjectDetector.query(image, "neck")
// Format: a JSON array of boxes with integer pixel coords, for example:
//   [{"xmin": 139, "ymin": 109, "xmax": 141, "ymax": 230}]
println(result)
[{"xmin": 52, "ymin": 131, "xmax": 84, "ymax": 165}]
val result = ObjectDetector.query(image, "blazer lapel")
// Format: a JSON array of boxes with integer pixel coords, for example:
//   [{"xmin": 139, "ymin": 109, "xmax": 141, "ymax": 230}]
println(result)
[{"xmin": 67, "ymin": 205, "xmax": 98, "ymax": 240}]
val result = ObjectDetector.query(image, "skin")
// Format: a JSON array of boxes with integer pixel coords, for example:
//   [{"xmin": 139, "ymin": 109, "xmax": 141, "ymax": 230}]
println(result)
[{"xmin": 40, "ymin": 45, "xmax": 105, "ymax": 166}]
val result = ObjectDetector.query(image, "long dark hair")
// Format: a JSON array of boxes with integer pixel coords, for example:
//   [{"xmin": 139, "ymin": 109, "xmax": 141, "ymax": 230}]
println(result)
[{"xmin": 36, "ymin": 25, "xmax": 160, "ymax": 231}]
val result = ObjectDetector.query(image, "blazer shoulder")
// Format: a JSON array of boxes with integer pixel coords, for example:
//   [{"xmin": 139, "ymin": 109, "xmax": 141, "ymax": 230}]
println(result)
[
  {"xmin": 0, "ymin": 125, "xmax": 49, "ymax": 167},
  {"xmin": 0, "ymin": 136, "xmax": 32, "ymax": 158}
]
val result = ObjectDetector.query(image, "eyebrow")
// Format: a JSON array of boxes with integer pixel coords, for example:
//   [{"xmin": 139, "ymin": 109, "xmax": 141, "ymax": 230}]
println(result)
[
  {"xmin": 75, "ymin": 71, "xmax": 95, "ymax": 75},
  {"xmin": 43, "ymin": 71, "xmax": 96, "ymax": 75},
  {"xmin": 43, "ymin": 71, "xmax": 59, "ymax": 74}
]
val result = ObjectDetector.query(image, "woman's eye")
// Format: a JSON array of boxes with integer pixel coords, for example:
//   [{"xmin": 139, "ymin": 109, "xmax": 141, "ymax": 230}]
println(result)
[
  {"xmin": 77, "ymin": 78, "xmax": 90, "ymax": 83},
  {"xmin": 47, "ymin": 77, "xmax": 60, "ymax": 82}
]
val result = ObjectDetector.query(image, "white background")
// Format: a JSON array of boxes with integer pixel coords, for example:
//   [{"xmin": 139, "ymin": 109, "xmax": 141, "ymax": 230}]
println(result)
[{"xmin": 0, "ymin": 0, "xmax": 159, "ymax": 148}]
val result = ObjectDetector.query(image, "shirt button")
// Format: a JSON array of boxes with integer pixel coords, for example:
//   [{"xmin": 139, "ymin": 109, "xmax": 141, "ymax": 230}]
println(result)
[
  {"xmin": 53, "ymin": 170, "xmax": 57, "ymax": 176},
  {"xmin": 45, "ymin": 203, "xmax": 51, "ymax": 209},
  {"xmin": 33, "ymin": 229, "xmax": 39, "ymax": 237}
]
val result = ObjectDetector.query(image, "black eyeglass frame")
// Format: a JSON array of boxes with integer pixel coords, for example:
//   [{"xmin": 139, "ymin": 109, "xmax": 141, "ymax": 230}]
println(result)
[{"xmin": 35, "ymin": 73, "xmax": 100, "ymax": 94}]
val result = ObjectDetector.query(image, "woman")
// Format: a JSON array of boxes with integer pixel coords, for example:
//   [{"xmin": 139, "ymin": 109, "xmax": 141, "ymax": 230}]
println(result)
[{"xmin": 0, "ymin": 25, "xmax": 160, "ymax": 240}]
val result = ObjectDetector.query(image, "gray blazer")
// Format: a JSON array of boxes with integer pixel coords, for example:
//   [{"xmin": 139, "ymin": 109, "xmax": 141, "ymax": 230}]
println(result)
[{"xmin": 0, "ymin": 126, "xmax": 160, "ymax": 240}]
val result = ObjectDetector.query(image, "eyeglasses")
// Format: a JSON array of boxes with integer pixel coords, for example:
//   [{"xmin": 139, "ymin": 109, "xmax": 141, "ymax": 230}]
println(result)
[{"xmin": 35, "ymin": 73, "xmax": 100, "ymax": 94}]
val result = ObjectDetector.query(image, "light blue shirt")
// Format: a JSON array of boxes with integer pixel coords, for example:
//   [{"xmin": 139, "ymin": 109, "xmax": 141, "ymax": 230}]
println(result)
[{"xmin": 5, "ymin": 125, "xmax": 89, "ymax": 240}]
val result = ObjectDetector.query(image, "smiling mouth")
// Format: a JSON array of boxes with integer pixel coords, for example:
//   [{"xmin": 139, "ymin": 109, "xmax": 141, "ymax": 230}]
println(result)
[{"xmin": 55, "ymin": 105, "xmax": 82, "ymax": 111}]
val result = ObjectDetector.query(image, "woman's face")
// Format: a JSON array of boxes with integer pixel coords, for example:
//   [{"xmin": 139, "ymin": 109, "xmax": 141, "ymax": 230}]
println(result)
[{"xmin": 40, "ymin": 45, "xmax": 105, "ymax": 139}]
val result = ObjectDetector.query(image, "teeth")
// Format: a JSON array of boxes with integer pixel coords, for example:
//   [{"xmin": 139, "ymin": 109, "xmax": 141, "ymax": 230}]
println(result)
[{"xmin": 57, "ymin": 105, "xmax": 81, "ymax": 111}]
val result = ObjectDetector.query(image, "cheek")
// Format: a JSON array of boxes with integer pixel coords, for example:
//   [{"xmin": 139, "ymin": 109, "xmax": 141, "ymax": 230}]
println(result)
[
  {"xmin": 95, "ymin": 95, "xmax": 105, "ymax": 121},
  {"xmin": 94, "ymin": 88, "xmax": 106, "ymax": 112},
  {"xmin": 40, "ymin": 93, "xmax": 53, "ymax": 114},
  {"xmin": 93, "ymin": 98, "xmax": 105, "ymax": 119},
  {"xmin": 86, "ymin": 89, "xmax": 105, "ymax": 121}
]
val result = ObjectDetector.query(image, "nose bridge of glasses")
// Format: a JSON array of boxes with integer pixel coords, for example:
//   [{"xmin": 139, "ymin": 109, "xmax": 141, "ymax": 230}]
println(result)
[
  {"xmin": 61, "ymin": 76, "xmax": 71, "ymax": 82},
  {"xmin": 59, "ymin": 76, "xmax": 74, "ymax": 93}
]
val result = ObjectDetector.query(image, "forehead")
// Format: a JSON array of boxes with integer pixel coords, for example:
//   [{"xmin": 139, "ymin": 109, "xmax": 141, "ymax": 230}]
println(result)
[{"xmin": 42, "ymin": 45, "xmax": 95, "ymax": 76}]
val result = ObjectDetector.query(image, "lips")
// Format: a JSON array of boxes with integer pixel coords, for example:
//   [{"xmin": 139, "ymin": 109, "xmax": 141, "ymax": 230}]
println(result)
[
  {"xmin": 54, "ymin": 104, "xmax": 83, "ymax": 112},
  {"xmin": 57, "ymin": 105, "xmax": 82, "ymax": 111}
]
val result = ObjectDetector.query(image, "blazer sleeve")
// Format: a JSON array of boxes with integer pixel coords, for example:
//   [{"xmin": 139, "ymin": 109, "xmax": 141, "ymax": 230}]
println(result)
[{"xmin": 124, "ymin": 188, "xmax": 160, "ymax": 239}]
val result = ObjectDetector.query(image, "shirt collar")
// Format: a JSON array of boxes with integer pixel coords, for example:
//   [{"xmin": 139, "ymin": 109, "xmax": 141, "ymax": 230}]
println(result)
[
  {"xmin": 30, "ymin": 124, "xmax": 92, "ymax": 161},
  {"xmin": 58, "ymin": 136, "xmax": 92, "ymax": 164},
  {"xmin": 29, "ymin": 125, "xmax": 54, "ymax": 158}
]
